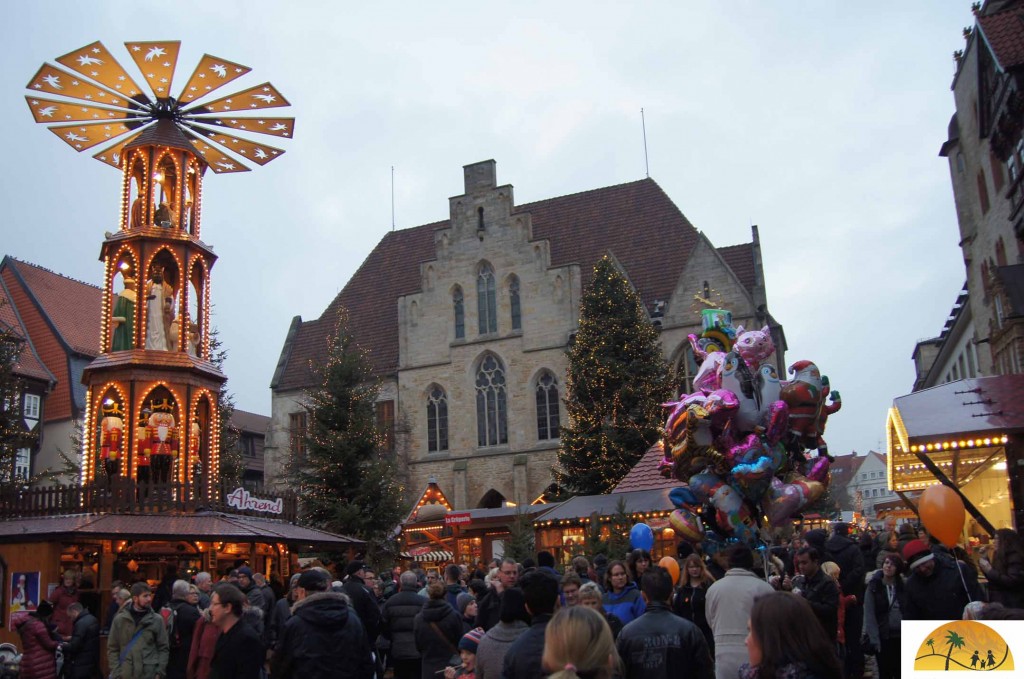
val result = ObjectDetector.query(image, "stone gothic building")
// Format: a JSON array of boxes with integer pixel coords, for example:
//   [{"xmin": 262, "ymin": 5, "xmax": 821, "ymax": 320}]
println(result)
[{"xmin": 265, "ymin": 160, "xmax": 786, "ymax": 509}]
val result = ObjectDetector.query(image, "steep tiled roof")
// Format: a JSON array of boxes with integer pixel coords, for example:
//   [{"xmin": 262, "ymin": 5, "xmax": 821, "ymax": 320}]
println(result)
[
  {"xmin": 717, "ymin": 243, "xmax": 757, "ymax": 294},
  {"xmin": 10, "ymin": 259, "xmax": 101, "ymax": 357},
  {"xmin": 231, "ymin": 409, "xmax": 271, "ymax": 435},
  {"xmin": 613, "ymin": 442, "xmax": 679, "ymax": 493},
  {"xmin": 0, "ymin": 279, "xmax": 54, "ymax": 383},
  {"xmin": 275, "ymin": 178, "xmax": 756, "ymax": 391},
  {"xmin": 828, "ymin": 453, "xmax": 865, "ymax": 494},
  {"xmin": 979, "ymin": 7, "xmax": 1024, "ymax": 69}
]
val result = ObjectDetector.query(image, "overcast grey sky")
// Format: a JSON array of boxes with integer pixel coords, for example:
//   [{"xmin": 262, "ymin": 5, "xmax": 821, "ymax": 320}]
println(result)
[{"xmin": 2, "ymin": 2, "xmax": 970, "ymax": 459}]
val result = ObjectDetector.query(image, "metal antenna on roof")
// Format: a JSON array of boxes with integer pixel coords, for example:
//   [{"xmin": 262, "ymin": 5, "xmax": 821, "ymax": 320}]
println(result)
[
  {"xmin": 641, "ymin": 108, "xmax": 650, "ymax": 178},
  {"xmin": 391, "ymin": 166, "xmax": 396, "ymax": 231}
]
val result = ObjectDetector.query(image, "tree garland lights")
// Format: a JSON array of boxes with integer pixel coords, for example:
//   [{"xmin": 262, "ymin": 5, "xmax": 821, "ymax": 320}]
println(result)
[{"xmin": 556, "ymin": 256, "xmax": 671, "ymax": 496}]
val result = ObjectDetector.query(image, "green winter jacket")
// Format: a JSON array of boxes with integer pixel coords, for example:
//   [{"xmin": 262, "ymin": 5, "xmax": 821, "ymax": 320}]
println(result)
[{"xmin": 107, "ymin": 605, "xmax": 169, "ymax": 679}]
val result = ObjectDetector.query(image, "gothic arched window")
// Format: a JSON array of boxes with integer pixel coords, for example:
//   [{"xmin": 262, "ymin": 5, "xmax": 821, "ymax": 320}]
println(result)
[
  {"xmin": 476, "ymin": 355, "xmax": 507, "ymax": 447},
  {"xmin": 535, "ymin": 371, "xmax": 560, "ymax": 441},
  {"xmin": 509, "ymin": 275, "xmax": 522, "ymax": 331},
  {"xmin": 427, "ymin": 386, "xmax": 449, "ymax": 453},
  {"xmin": 453, "ymin": 287, "xmax": 465, "ymax": 340},
  {"xmin": 477, "ymin": 264, "xmax": 497, "ymax": 334}
]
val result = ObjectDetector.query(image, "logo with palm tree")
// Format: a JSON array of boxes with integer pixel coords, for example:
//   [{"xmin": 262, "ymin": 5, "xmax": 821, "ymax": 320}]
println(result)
[{"xmin": 914, "ymin": 621, "xmax": 1013, "ymax": 671}]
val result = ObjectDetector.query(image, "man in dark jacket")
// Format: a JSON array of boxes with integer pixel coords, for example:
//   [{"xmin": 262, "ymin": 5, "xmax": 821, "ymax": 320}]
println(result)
[
  {"xmin": 235, "ymin": 567, "xmax": 266, "ymax": 614},
  {"xmin": 165, "ymin": 580, "xmax": 201, "ymax": 679},
  {"xmin": 209, "ymin": 583, "xmax": 264, "ymax": 679},
  {"xmin": 443, "ymin": 564, "xmax": 466, "ymax": 611},
  {"xmin": 381, "ymin": 571, "xmax": 428, "ymax": 679},
  {"xmin": 62, "ymin": 602, "xmax": 100, "ymax": 679},
  {"xmin": 272, "ymin": 570, "xmax": 374, "ymax": 679},
  {"xmin": 825, "ymin": 522, "xmax": 866, "ymax": 679},
  {"xmin": 476, "ymin": 558, "xmax": 518, "ymax": 631},
  {"xmin": 617, "ymin": 567, "xmax": 712, "ymax": 679},
  {"xmin": 501, "ymin": 570, "xmax": 558, "ymax": 679},
  {"xmin": 791, "ymin": 547, "xmax": 840, "ymax": 642},
  {"xmin": 902, "ymin": 539, "xmax": 983, "ymax": 620},
  {"xmin": 342, "ymin": 561, "xmax": 382, "ymax": 646}
]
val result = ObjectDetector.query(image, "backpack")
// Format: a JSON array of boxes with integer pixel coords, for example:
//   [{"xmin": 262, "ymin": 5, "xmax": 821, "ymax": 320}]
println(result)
[{"xmin": 160, "ymin": 604, "xmax": 182, "ymax": 649}]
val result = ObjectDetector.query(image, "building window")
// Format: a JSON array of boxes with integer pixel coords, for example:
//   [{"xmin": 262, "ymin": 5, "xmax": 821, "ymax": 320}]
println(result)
[
  {"xmin": 674, "ymin": 347, "xmax": 699, "ymax": 395},
  {"xmin": 23, "ymin": 394, "xmax": 40, "ymax": 420},
  {"xmin": 992, "ymin": 151, "xmax": 1005, "ymax": 193},
  {"xmin": 536, "ymin": 371, "xmax": 560, "ymax": 441},
  {"xmin": 15, "ymin": 448, "xmax": 30, "ymax": 481},
  {"xmin": 453, "ymin": 287, "xmax": 465, "ymax": 340},
  {"xmin": 477, "ymin": 264, "xmax": 497, "ymax": 334},
  {"xmin": 861, "ymin": 473, "xmax": 867, "ymax": 480},
  {"xmin": 475, "ymin": 354, "xmax": 507, "ymax": 447},
  {"xmin": 289, "ymin": 411, "xmax": 307, "ymax": 460},
  {"xmin": 376, "ymin": 400, "xmax": 395, "ymax": 452},
  {"xmin": 427, "ymin": 387, "xmax": 449, "ymax": 453},
  {"xmin": 509, "ymin": 276, "xmax": 521, "ymax": 331},
  {"xmin": 978, "ymin": 171, "xmax": 991, "ymax": 214}
]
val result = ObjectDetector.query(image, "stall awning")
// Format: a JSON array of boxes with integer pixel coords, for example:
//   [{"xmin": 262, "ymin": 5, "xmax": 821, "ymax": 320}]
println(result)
[
  {"xmin": 413, "ymin": 550, "xmax": 453, "ymax": 562},
  {"xmin": 0, "ymin": 511, "xmax": 365, "ymax": 548},
  {"xmin": 532, "ymin": 488, "xmax": 673, "ymax": 524}
]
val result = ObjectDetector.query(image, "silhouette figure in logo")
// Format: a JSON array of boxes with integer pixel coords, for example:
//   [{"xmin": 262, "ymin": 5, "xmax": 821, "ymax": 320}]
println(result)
[
  {"xmin": 987, "ymin": 649, "xmax": 996, "ymax": 668},
  {"xmin": 970, "ymin": 650, "xmax": 980, "ymax": 668}
]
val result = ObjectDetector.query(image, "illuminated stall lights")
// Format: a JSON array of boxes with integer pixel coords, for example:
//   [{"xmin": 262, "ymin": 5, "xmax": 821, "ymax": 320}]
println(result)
[{"xmin": 908, "ymin": 435, "xmax": 1008, "ymax": 453}]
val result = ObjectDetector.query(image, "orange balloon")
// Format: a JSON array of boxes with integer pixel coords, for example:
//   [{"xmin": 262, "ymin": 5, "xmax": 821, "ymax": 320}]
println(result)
[
  {"xmin": 659, "ymin": 556, "xmax": 680, "ymax": 585},
  {"xmin": 919, "ymin": 484, "xmax": 966, "ymax": 548}
]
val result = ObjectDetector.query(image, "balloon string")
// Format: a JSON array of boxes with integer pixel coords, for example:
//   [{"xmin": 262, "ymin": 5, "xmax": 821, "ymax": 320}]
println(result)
[{"xmin": 956, "ymin": 556, "xmax": 975, "ymax": 603}]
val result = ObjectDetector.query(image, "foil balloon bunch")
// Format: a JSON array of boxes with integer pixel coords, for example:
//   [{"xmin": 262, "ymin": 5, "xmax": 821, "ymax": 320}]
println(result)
[{"xmin": 660, "ymin": 309, "xmax": 841, "ymax": 548}]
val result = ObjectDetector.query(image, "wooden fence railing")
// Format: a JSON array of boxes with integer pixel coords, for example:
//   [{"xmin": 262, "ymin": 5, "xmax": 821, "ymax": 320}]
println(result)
[{"xmin": 0, "ymin": 479, "xmax": 298, "ymax": 521}]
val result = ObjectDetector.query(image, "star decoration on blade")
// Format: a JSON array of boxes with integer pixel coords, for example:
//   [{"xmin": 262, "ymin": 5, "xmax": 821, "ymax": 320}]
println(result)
[{"xmin": 25, "ymin": 40, "xmax": 294, "ymax": 174}]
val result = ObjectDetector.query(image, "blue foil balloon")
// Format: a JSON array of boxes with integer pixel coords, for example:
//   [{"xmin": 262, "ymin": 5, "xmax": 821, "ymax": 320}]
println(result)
[{"xmin": 630, "ymin": 522, "xmax": 655, "ymax": 551}]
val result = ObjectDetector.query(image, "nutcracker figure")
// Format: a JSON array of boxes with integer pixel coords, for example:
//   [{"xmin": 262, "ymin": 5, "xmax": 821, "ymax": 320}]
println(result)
[
  {"xmin": 147, "ymin": 399, "xmax": 178, "ymax": 484},
  {"xmin": 136, "ymin": 409, "xmax": 152, "ymax": 487},
  {"xmin": 99, "ymin": 402, "xmax": 124, "ymax": 483}
]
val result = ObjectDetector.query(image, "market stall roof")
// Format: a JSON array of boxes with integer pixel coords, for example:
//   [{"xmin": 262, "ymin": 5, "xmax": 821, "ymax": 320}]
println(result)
[
  {"xmin": 533, "ymin": 488, "xmax": 673, "ymax": 524},
  {"xmin": 0, "ymin": 511, "xmax": 364, "ymax": 548},
  {"xmin": 892, "ymin": 375, "xmax": 1024, "ymax": 441},
  {"xmin": 613, "ymin": 443, "xmax": 678, "ymax": 493},
  {"xmin": 404, "ymin": 503, "xmax": 555, "ymax": 529}
]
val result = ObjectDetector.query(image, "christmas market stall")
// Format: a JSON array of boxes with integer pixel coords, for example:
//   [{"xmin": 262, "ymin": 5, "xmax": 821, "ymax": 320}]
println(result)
[
  {"xmin": 533, "ymin": 444, "xmax": 680, "ymax": 564},
  {"xmin": 886, "ymin": 375, "xmax": 1024, "ymax": 538},
  {"xmin": 401, "ymin": 478, "xmax": 555, "ymax": 568}
]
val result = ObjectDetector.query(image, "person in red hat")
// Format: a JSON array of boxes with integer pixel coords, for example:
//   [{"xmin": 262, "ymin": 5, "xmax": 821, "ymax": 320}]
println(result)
[{"xmin": 902, "ymin": 538, "xmax": 982, "ymax": 620}]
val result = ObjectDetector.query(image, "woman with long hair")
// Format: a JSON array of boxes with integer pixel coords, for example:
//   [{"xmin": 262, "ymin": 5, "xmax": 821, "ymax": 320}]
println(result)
[
  {"xmin": 602, "ymin": 560, "xmax": 645, "ymax": 625},
  {"xmin": 979, "ymin": 528, "xmax": 1024, "ymax": 608},
  {"xmin": 542, "ymin": 606, "xmax": 620, "ymax": 679},
  {"xmin": 625, "ymin": 549, "xmax": 651, "ymax": 587},
  {"xmin": 672, "ymin": 554, "xmax": 715, "ymax": 654},
  {"xmin": 874, "ymin": 531, "xmax": 899, "ymax": 570},
  {"xmin": 864, "ymin": 555, "xmax": 904, "ymax": 679},
  {"xmin": 740, "ymin": 592, "xmax": 842, "ymax": 679}
]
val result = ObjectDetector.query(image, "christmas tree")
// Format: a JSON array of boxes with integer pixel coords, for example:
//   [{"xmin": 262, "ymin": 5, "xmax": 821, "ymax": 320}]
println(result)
[
  {"xmin": 292, "ymin": 310, "xmax": 406, "ymax": 559},
  {"xmin": 209, "ymin": 325, "xmax": 242, "ymax": 487},
  {"xmin": 557, "ymin": 256, "xmax": 670, "ymax": 496}
]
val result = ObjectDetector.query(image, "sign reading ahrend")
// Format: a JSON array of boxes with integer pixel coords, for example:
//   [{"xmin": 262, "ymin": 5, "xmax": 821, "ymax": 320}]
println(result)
[{"xmin": 226, "ymin": 487, "xmax": 284, "ymax": 515}]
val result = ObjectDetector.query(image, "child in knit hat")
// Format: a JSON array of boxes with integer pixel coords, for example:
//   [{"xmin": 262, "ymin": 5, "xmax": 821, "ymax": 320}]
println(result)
[{"xmin": 444, "ymin": 627, "xmax": 484, "ymax": 679}]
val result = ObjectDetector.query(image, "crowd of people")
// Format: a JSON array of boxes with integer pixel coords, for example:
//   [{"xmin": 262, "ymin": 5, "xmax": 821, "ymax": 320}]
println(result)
[{"xmin": 13, "ymin": 521, "xmax": 1024, "ymax": 679}]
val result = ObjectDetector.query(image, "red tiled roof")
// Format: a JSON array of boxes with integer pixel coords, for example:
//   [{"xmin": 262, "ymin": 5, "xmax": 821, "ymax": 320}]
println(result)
[
  {"xmin": 718, "ymin": 243, "xmax": 757, "ymax": 294},
  {"xmin": 0, "ymin": 279, "xmax": 54, "ymax": 384},
  {"xmin": 9, "ymin": 258, "xmax": 101, "ymax": 356},
  {"xmin": 613, "ymin": 442, "xmax": 679, "ymax": 493},
  {"xmin": 979, "ymin": 8, "xmax": 1024, "ymax": 69},
  {"xmin": 275, "ymin": 178, "xmax": 756, "ymax": 390},
  {"xmin": 826, "ymin": 453, "xmax": 865, "ymax": 494}
]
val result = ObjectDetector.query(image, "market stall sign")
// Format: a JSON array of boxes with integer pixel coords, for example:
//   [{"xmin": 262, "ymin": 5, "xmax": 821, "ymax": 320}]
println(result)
[
  {"xmin": 409, "ymin": 545, "xmax": 434, "ymax": 556},
  {"xmin": 226, "ymin": 487, "xmax": 284, "ymax": 514},
  {"xmin": 445, "ymin": 512, "xmax": 472, "ymax": 525}
]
